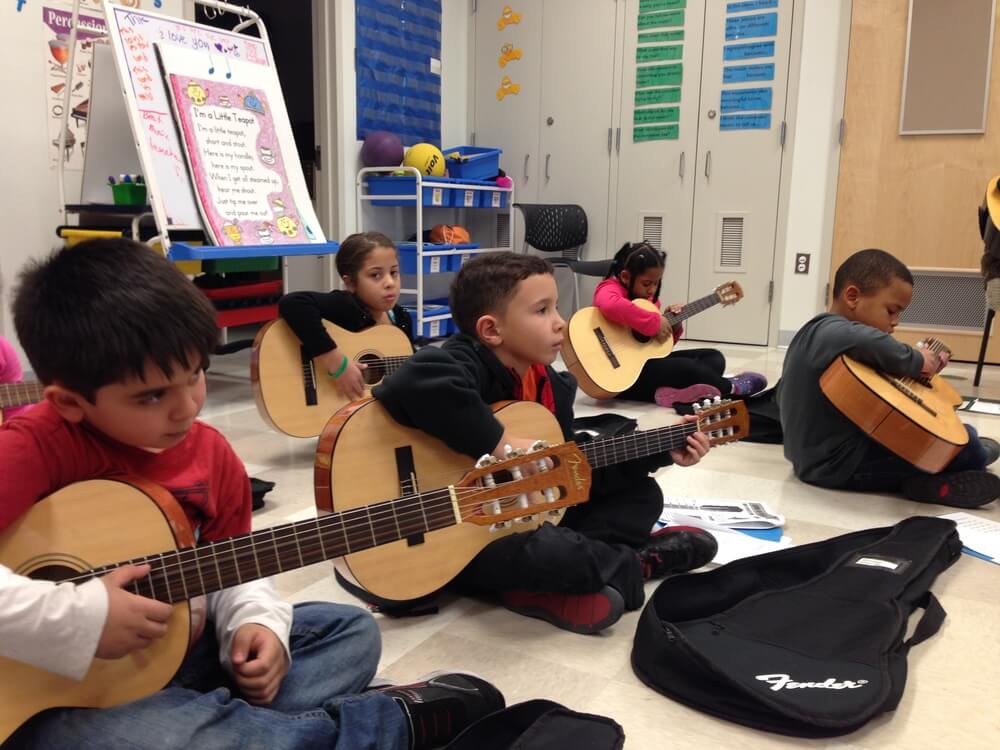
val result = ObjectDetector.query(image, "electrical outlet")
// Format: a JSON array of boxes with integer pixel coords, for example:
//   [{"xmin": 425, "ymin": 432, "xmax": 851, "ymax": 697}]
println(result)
[{"xmin": 794, "ymin": 253, "xmax": 810, "ymax": 274}]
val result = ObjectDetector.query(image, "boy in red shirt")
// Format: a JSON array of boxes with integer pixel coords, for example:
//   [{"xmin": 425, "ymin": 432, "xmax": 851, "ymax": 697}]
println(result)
[{"xmin": 0, "ymin": 239, "xmax": 502, "ymax": 750}]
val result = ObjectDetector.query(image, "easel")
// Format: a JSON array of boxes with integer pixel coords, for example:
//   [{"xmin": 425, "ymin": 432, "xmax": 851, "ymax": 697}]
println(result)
[{"xmin": 58, "ymin": 0, "xmax": 337, "ymax": 264}]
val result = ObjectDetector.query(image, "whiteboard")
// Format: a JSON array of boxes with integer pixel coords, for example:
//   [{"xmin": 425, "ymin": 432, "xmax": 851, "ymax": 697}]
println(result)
[
  {"xmin": 104, "ymin": 3, "xmax": 274, "ymax": 231},
  {"xmin": 81, "ymin": 42, "xmax": 144, "ymax": 205}
]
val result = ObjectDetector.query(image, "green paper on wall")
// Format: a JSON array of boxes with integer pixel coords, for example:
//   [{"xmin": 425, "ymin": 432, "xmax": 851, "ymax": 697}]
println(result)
[
  {"xmin": 637, "ymin": 45, "xmax": 683, "ymax": 63},
  {"xmin": 638, "ymin": 10, "xmax": 685, "ymax": 29},
  {"xmin": 636, "ymin": 63, "xmax": 683, "ymax": 88},
  {"xmin": 635, "ymin": 87, "xmax": 681, "ymax": 106},
  {"xmin": 638, "ymin": 30, "xmax": 685, "ymax": 44},
  {"xmin": 639, "ymin": 0, "xmax": 686, "ymax": 12},
  {"xmin": 634, "ymin": 124, "xmax": 679, "ymax": 142},
  {"xmin": 634, "ymin": 107, "xmax": 679, "ymax": 125}
]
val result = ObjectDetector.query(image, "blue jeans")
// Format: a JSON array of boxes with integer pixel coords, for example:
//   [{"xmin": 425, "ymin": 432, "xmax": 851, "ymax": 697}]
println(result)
[
  {"xmin": 841, "ymin": 424, "xmax": 988, "ymax": 493},
  {"xmin": 7, "ymin": 602, "xmax": 407, "ymax": 750}
]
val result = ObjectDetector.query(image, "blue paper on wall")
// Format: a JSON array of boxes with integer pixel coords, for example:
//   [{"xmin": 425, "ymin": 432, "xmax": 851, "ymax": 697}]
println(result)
[
  {"xmin": 723, "ymin": 63, "xmax": 775, "ymax": 83},
  {"xmin": 725, "ymin": 12, "xmax": 778, "ymax": 41},
  {"xmin": 720, "ymin": 113, "xmax": 772, "ymax": 130},
  {"xmin": 721, "ymin": 87, "xmax": 772, "ymax": 112},
  {"xmin": 724, "ymin": 41, "xmax": 775, "ymax": 61},
  {"xmin": 727, "ymin": 0, "xmax": 778, "ymax": 12}
]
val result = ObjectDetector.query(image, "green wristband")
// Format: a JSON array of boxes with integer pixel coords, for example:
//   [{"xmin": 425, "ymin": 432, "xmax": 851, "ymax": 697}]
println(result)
[{"xmin": 329, "ymin": 355, "xmax": 349, "ymax": 379}]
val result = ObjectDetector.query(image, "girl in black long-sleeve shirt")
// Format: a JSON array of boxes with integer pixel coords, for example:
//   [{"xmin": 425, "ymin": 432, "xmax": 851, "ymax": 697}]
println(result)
[{"xmin": 278, "ymin": 231, "xmax": 412, "ymax": 401}]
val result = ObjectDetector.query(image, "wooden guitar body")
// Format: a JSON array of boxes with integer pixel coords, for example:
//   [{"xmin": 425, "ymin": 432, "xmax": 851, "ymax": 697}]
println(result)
[
  {"xmin": 315, "ymin": 399, "xmax": 568, "ymax": 602},
  {"xmin": 0, "ymin": 479, "xmax": 192, "ymax": 740},
  {"xmin": 251, "ymin": 319, "xmax": 413, "ymax": 438},
  {"xmin": 820, "ymin": 355, "xmax": 968, "ymax": 473},
  {"xmin": 562, "ymin": 299, "xmax": 673, "ymax": 399}
]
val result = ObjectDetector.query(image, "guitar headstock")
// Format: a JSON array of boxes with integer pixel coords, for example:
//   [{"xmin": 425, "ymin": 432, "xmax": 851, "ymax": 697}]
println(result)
[
  {"xmin": 693, "ymin": 398, "xmax": 749, "ymax": 446},
  {"xmin": 714, "ymin": 281, "xmax": 744, "ymax": 306},
  {"xmin": 455, "ymin": 442, "xmax": 592, "ymax": 527},
  {"xmin": 918, "ymin": 337, "xmax": 952, "ymax": 358}
]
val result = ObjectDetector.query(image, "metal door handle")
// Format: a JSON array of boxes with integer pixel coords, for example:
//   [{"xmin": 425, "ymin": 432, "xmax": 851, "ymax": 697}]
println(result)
[
  {"xmin": 545, "ymin": 153, "xmax": 551, "ymax": 180},
  {"xmin": 679, "ymin": 151, "xmax": 685, "ymax": 178},
  {"xmin": 607, "ymin": 127, "xmax": 612, "ymax": 154},
  {"xmin": 615, "ymin": 127, "xmax": 621, "ymax": 153},
  {"xmin": 704, "ymin": 150, "xmax": 712, "ymax": 178},
  {"xmin": 523, "ymin": 153, "xmax": 530, "ymax": 181}
]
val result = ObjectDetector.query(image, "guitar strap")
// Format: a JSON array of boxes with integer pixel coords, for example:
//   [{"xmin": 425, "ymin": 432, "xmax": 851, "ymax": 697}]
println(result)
[{"xmin": 632, "ymin": 516, "xmax": 961, "ymax": 737}]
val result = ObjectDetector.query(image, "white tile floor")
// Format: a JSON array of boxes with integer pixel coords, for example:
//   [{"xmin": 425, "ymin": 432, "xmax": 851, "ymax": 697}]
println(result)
[{"xmin": 206, "ymin": 334, "xmax": 1000, "ymax": 749}]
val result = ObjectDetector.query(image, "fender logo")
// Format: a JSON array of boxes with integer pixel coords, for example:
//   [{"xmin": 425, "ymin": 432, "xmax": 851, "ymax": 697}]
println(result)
[
  {"xmin": 755, "ymin": 673, "xmax": 869, "ymax": 692},
  {"xmin": 567, "ymin": 453, "xmax": 586, "ymax": 491}
]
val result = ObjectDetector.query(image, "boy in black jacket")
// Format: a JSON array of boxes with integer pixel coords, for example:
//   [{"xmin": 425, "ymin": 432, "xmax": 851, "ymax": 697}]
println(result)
[
  {"xmin": 778, "ymin": 248, "xmax": 1000, "ymax": 507},
  {"xmin": 373, "ymin": 253, "xmax": 716, "ymax": 634}
]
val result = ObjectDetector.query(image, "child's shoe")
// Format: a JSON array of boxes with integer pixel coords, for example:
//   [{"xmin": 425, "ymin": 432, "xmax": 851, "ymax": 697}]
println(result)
[
  {"xmin": 379, "ymin": 672, "xmax": 506, "ymax": 750},
  {"xmin": 980, "ymin": 437, "xmax": 1000, "ymax": 466},
  {"xmin": 727, "ymin": 371, "xmax": 768, "ymax": 397},
  {"xmin": 638, "ymin": 526, "xmax": 718, "ymax": 579},
  {"xmin": 654, "ymin": 383, "xmax": 721, "ymax": 408},
  {"xmin": 498, "ymin": 586, "xmax": 625, "ymax": 634},
  {"xmin": 900, "ymin": 470, "xmax": 1000, "ymax": 508}
]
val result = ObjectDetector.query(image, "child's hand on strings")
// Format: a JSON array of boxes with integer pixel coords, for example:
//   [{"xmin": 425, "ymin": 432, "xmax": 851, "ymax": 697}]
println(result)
[
  {"xmin": 97, "ymin": 564, "xmax": 173, "ymax": 658},
  {"xmin": 669, "ymin": 416, "xmax": 710, "ymax": 467},
  {"xmin": 322, "ymin": 349, "xmax": 368, "ymax": 401}
]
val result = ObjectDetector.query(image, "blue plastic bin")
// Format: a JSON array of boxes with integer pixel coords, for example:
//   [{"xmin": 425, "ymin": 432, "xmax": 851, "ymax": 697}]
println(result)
[
  {"xmin": 367, "ymin": 175, "xmax": 454, "ymax": 207},
  {"xmin": 441, "ymin": 146, "xmax": 503, "ymax": 180},
  {"xmin": 405, "ymin": 303, "xmax": 453, "ymax": 338},
  {"xmin": 479, "ymin": 189, "xmax": 510, "ymax": 209},
  {"xmin": 397, "ymin": 242, "xmax": 478, "ymax": 273}
]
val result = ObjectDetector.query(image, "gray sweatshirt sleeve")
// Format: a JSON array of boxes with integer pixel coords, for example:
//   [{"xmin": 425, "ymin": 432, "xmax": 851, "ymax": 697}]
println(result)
[{"xmin": 819, "ymin": 317, "xmax": 923, "ymax": 377}]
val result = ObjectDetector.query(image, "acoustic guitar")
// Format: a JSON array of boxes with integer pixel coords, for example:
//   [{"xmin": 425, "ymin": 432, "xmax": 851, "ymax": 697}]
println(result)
[
  {"xmin": 819, "ymin": 338, "xmax": 966, "ymax": 473},
  {"xmin": 251, "ymin": 319, "xmax": 413, "ymax": 438},
  {"xmin": 561, "ymin": 282, "xmax": 744, "ymax": 399},
  {"xmin": 0, "ymin": 446, "xmax": 585, "ymax": 742},
  {"xmin": 0, "ymin": 381, "xmax": 45, "ymax": 426},
  {"xmin": 315, "ymin": 397, "xmax": 748, "ymax": 603}
]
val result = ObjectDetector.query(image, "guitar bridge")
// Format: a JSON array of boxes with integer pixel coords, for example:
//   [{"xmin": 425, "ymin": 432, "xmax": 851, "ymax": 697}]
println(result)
[
  {"xmin": 395, "ymin": 446, "xmax": 424, "ymax": 547},
  {"xmin": 300, "ymin": 346, "xmax": 318, "ymax": 406},
  {"xmin": 593, "ymin": 327, "xmax": 621, "ymax": 369}
]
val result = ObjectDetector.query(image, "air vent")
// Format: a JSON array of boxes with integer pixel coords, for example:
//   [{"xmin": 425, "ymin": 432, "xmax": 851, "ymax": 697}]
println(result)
[
  {"xmin": 496, "ymin": 212, "xmax": 510, "ymax": 249},
  {"xmin": 641, "ymin": 214, "xmax": 664, "ymax": 250},
  {"xmin": 898, "ymin": 269, "xmax": 985, "ymax": 331},
  {"xmin": 718, "ymin": 215, "xmax": 745, "ymax": 271}
]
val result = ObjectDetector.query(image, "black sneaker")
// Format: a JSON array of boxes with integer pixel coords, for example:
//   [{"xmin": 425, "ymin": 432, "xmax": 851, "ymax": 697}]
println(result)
[
  {"xmin": 901, "ymin": 470, "xmax": 1000, "ymax": 508},
  {"xmin": 980, "ymin": 437, "xmax": 1000, "ymax": 467},
  {"xmin": 379, "ymin": 672, "xmax": 505, "ymax": 750},
  {"xmin": 638, "ymin": 526, "xmax": 718, "ymax": 579}
]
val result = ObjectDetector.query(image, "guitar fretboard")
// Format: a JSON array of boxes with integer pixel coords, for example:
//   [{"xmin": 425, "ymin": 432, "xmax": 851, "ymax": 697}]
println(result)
[
  {"xmin": 74, "ymin": 489, "xmax": 462, "ymax": 604},
  {"xmin": 0, "ymin": 382, "xmax": 44, "ymax": 409},
  {"xmin": 581, "ymin": 421, "xmax": 698, "ymax": 469},
  {"xmin": 663, "ymin": 293, "xmax": 719, "ymax": 328}
]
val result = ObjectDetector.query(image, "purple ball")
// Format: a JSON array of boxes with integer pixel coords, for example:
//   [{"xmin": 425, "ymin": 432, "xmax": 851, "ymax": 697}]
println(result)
[{"xmin": 360, "ymin": 130, "xmax": 404, "ymax": 168}]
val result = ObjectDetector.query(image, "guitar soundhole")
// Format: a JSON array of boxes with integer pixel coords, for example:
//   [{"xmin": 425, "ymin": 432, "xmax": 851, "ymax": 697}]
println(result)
[
  {"xmin": 27, "ymin": 563, "xmax": 81, "ymax": 582},
  {"xmin": 632, "ymin": 331, "xmax": 651, "ymax": 344},
  {"xmin": 358, "ymin": 352, "xmax": 384, "ymax": 386}
]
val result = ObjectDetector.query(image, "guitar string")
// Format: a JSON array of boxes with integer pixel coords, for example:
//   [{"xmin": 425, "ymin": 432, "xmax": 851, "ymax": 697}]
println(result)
[
  {"xmin": 61, "ymin": 418, "xmax": 724, "ymax": 596},
  {"xmin": 63, "ymin": 483, "xmax": 574, "ymax": 598}
]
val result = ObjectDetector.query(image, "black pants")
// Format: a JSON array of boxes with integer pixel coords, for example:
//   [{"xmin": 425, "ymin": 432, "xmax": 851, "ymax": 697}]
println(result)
[
  {"xmin": 454, "ymin": 475, "xmax": 663, "ymax": 610},
  {"xmin": 620, "ymin": 348, "xmax": 729, "ymax": 403}
]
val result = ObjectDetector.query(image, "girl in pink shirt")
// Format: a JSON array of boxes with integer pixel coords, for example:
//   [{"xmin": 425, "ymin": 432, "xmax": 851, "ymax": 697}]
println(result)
[
  {"xmin": 0, "ymin": 334, "xmax": 32, "ymax": 421},
  {"xmin": 592, "ymin": 242, "xmax": 766, "ymax": 407}
]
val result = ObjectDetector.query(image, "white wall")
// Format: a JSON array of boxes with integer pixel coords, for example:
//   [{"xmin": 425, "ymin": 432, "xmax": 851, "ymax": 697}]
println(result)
[
  {"xmin": 775, "ymin": 0, "xmax": 852, "ymax": 345},
  {"xmin": 0, "ymin": 0, "xmax": 187, "ymax": 368}
]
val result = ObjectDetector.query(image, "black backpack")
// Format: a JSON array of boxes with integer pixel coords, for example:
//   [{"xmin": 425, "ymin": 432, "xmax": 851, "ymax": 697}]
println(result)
[
  {"xmin": 632, "ymin": 516, "xmax": 961, "ymax": 737},
  {"xmin": 446, "ymin": 700, "xmax": 624, "ymax": 750}
]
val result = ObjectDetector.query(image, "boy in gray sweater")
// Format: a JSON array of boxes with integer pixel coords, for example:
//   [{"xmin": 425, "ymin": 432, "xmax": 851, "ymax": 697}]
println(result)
[{"xmin": 778, "ymin": 248, "xmax": 999, "ymax": 508}]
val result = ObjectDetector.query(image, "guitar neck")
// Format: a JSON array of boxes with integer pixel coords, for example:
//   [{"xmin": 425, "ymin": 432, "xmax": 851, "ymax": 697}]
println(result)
[
  {"xmin": 580, "ymin": 421, "xmax": 698, "ymax": 470},
  {"xmin": 84, "ymin": 488, "xmax": 460, "ymax": 603},
  {"xmin": 0, "ymin": 382, "xmax": 45, "ymax": 409},
  {"xmin": 663, "ymin": 293, "xmax": 719, "ymax": 327}
]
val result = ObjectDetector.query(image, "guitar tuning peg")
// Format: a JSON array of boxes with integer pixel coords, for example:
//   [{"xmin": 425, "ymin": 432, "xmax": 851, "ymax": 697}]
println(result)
[
  {"xmin": 702, "ymin": 398, "xmax": 712, "ymax": 407},
  {"xmin": 516, "ymin": 514, "xmax": 536, "ymax": 524},
  {"xmin": 490, "ymin": 520, "xmax": 512, "ymax": 533},
  {"xmin": 713, "ymin": 395, "xmax": 721, "ymax": 404},
  {"xmin": 476, "ymin": 453, "xmax": 498, "ymax": 468},
  {"xmin": 529, "ymin": 440, "xmax": 548, "ymax": 452},
  {"xmin": 693, "ymin": 402, "xmax": 703, "ymax": 413}
]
